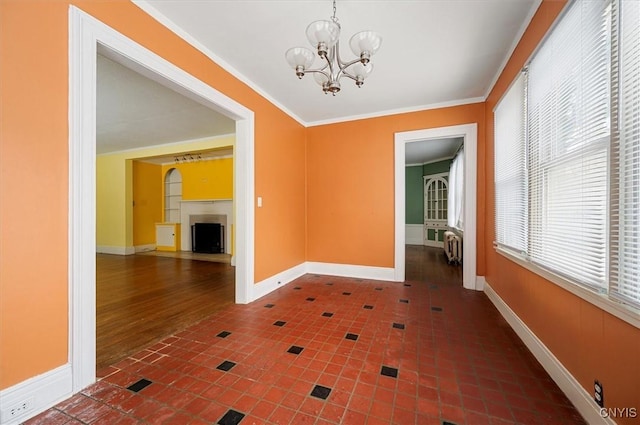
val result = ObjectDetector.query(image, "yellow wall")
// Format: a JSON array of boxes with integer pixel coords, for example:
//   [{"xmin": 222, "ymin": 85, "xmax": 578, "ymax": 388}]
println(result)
[
  {"xmin": 161, "ymin": 156, "xmax": 233, "ymax": 202},
  {"xmin": 96, "ymin": 136, "xmax": 234, "ymax": 250},
  {"xmin": 133, "ymin": 161, "xmax": 162, "ymax": 246},
  {"xmin": 96, "ymin": 155, "xmax": 133, "ymax": 249}
]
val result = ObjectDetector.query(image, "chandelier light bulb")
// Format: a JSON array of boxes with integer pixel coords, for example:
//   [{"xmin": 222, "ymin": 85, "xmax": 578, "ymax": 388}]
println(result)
[
  {"xmin": 285, "ymin": 47, "xmax": 315, "ymax": 78},
  {"xmin": 349, "ymin": 31, "xmax": 383, "ymax": 63}
]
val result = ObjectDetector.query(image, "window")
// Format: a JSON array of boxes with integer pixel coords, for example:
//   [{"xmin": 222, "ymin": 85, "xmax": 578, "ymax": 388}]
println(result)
[
  {"xmin": 611, "ymin": 0, "xmax": 640, "ymax": 305},
  {"xmin": 448, "ymin": 148, "xmax": 464, "ymax": 230},
  {"xmin": 494, "ymin": 0, "xmax": 640, "ymax": 309},
  {"xmin": 494, "ymin": 73, "xmax": 527, "ymax": 253}
]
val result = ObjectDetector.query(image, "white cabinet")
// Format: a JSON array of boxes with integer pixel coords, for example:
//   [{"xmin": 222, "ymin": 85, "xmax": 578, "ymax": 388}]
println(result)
[{"xmin": 156, "ymin": 223, "xmax": 181, "ymax": 251}]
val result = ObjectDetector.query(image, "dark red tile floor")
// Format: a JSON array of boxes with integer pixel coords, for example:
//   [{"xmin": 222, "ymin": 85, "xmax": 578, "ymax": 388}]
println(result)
[{"xmin": 25, "ymin": 247, "xmax": 586, "ymax": 424}]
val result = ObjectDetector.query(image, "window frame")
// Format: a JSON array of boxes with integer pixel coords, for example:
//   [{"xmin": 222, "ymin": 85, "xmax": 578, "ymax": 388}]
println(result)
[{"xmin": 493, "ymin": 0, "xmax": 640, "ymax": 328}]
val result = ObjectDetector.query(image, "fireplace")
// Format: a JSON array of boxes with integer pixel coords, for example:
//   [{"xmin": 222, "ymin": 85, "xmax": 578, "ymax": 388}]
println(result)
[
  {"xmin": 191, "ymin": 222, "xmax": 225, "ymax": 253},
  {"xmin": 188, "ymin": 213, "xmax": 227, "ymax": 254}
]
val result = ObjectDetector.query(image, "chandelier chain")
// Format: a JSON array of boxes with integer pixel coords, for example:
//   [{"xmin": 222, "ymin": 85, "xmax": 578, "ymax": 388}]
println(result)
[{"xmin": 332, "ymin": 0, "xmax": 338, "ymax": 23}]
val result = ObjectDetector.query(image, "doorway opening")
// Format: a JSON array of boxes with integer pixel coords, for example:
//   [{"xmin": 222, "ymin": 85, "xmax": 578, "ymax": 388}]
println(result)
[
  {"xmin": 394, "ymin": 124, "xmax": 479, "ymax": 290},
  {"xmin": 70, "ymin": 7, "xmax": 255, "ymax": 392}
]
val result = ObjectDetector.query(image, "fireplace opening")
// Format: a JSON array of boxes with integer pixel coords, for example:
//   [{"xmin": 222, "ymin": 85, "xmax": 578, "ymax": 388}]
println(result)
[{"xmin": 191, "ymin": 222, "xmax": 225, "ymax": 254}]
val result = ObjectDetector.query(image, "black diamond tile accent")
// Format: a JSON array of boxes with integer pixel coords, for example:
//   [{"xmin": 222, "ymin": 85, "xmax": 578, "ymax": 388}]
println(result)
[
  {"xmin": 399, "ymin": 299, "xmax": 409, "ymax": 304},
  {"xmin": 431, "ymin": 306, "xmax": 443, "ymax": 312},
  {"xmin": 322, "ymin": 312, "xmax": 334, "ymax": 317},
  {"xmin": 363, "ymin": 305, "xmax": 374, "ymax": 310},
  {"xmin": 345, "ymin": 333, "xmax": 359, "ymax": 341},
  {"xmin": 392, "ymin": 323, "xmax": 405, "ymax": 330},
  {"xmin": 310, "ymin": 385, "xmax": 332, "ymax": 400},
  {"xmin": 127, "ymin": 378, "xmax": 152, "ymax": 393},
  {"xmin": 273, "ymin": 320, "xmax": 286, "ymax": 327},
  {"xmin": 404, "ymin": 283, "xmax": 412, "ymax": 287},
  {"xmin": 342, "ymin": 292, "xmax": 351, "ymax": 296},
  {"xmin": 294, "ymin": 286, "xmax": 302, "ymax": 290},
  {"xmin": 216, "ymin": 360, "xmax": 236, "ymax": 372},
  {"xmin": 375, "ymin": 287, "xmax": 383, "ymax": 291},
  {"xmin": 306, "ymin": 297, "xmax": 316, "ymax": 302},
  {"xmin": 217, "ymin": 331, "xmax": 231, "ymax": 338},
  {"xmin": 442, "ymin": 422, "xmax": 459, "ymax": 425},
  {"xmin": 264, "ymin": 303, "xmax": 275, "ymax": 308},
  {"xmin": 380, "ymin": 366, "xmax": 398, "ymax": 378},
  {"xmin": 217, "ymin": 409, "xmax": 245, "ymax": 425},
  {"xmin": 287, "ymin": 345, "xmax": 304, "ymax": 355}
]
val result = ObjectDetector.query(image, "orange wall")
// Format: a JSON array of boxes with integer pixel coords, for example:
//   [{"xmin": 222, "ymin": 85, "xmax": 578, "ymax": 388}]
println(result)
[
  {"xmin": 133, "ymin": 161, "xmax": 162, "ymax": 246},
  {"xmin": 307, "ymin": 104, "xmax": 485, "ymax": 271},
  {"xmin": 484, "ymin": 1, "xmax": 640, "ymax": 422},
  {"xmin": 0, "ymin": 0, "xmax": 306, "ymax": 389}
]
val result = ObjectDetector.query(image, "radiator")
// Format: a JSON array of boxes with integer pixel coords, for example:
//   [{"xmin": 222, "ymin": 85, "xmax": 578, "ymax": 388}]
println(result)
[{"xmin": 443, "ymin": 230, "xmax": 462, "ymax": 265}]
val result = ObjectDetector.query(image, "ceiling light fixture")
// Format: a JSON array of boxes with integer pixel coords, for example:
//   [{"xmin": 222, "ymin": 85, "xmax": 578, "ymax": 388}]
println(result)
[{"xmin": 285, "ymin": 0, "xmax": 382, "ymax": 95}]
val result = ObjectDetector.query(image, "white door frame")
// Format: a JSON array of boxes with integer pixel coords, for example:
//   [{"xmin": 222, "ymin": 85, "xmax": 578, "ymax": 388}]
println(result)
[
  {"xmin": 69, "ymin": 7, "xmax": 255, "ymax": 392},
  {"xmin": 394, "ymin": 124, "xmax": 480, "ymax": 290}
]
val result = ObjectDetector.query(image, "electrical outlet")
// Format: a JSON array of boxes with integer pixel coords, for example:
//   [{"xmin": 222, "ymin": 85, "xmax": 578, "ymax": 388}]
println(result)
[
  {"xmin": 1, "ymin": 398, "xmax": 34, "ymax": 422},
  {"xmin": 594, "ymin": 380, "xmax": 604, "ymax": 408}
]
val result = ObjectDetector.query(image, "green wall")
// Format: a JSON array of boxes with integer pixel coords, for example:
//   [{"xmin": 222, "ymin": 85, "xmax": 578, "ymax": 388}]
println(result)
[
  {"xmin": 405, "ymin": 166, "xmax": 424, "ymax": 224},
  {"xmin": 423, "ymin": 159, "xmax": 452, "ymax": 175},
  {"xmin": 406, "ymin": 159, "xmax": 453, "ymax": 225}
]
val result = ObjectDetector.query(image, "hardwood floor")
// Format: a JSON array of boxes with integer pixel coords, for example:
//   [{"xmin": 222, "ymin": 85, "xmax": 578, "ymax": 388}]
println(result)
[
  {"xmin": 405, "ymin": 244, "xmax": 463, "ymax": 285},
  {"xmin": 96, "ymin": 254, "xmax": 234, "ymax": 370}
]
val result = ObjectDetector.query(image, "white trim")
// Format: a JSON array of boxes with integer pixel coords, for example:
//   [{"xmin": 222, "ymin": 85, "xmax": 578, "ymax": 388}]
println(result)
[
  {"xmin": 96, "ymin": 245, "xmax": 135, "ymax": 255},
  {"xmin": 252, "ymin": 263, "xmax": 307, "ymax": 301},
  {"xmin": 131, "ymin": 0, "xmax": 305, "ymax": 127},
  {"xmin": 496, "ymin": 247, "xmax": 640, "ymax": 329},
  {"xmin": 307, "ymin": 97, "xmax": 485, "ymax": 127},
  {"xmin": 306, "ymin": 262, "xmax": 395, "ymax": 281},
  {"xmin": 97, "ymin": 133, "xmax": 235, "ymax": 157},
  {"xmin": 484, "ymin": 0, "xmax": 543, "ymax": 100},
  {"xmin": 475, "ymin": 275, "xmax": 486, "ymax": 291},
  {"xmin": 395, "ymin": 124, "xmax": 480, "ymax": 290},
  {"xmin": 134, "ymin": 244, "xmax": 156, "ymax": 253},
  {"xmin": 484, "ymin": 282, "xmax": 616, "ymax": 425},
  {"xmin": 0, "ymin": 364, "xmax": 72, "ymax": 425},
  {"xmin": 405, "ymin": 224, "xmax": 424, "ymax": 245},
  {"xmin": 406, "ymin": 156, "xmax": 454, "ymax": 167},
  {"xmin": 69, "ymin": 5, "xmax": 255, "ymax": 404},
  {"xmin": 422, "ymin": 172, "xmax": 449, "ymax": 180}
]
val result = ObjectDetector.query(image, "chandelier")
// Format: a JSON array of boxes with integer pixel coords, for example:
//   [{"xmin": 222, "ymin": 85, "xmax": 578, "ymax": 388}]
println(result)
[{"xmin": 285, "ymin": 0, "xmax": 382, "ymax": 95}]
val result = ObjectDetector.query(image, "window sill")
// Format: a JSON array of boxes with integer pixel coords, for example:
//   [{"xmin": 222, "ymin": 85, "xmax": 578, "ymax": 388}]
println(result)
[{"xmin": 495, "ymin": 245, "xmax": 640, "ymax": 330}]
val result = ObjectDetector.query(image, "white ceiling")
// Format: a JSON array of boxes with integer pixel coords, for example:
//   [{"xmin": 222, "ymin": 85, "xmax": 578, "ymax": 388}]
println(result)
[
  {"xmin": 133, "ymin": 0, "xmax": 540, "ymax": 125},
  {"xmin": 97, "ymin": 0, "xmax": 540, "ymax": 162},
  {"xmin": 406, "ymin": 137, "xmax": 463, "ymax": 165},
  {"xmin": 97, "ymin": 54, "xmax": 235, "ymax": 154}
]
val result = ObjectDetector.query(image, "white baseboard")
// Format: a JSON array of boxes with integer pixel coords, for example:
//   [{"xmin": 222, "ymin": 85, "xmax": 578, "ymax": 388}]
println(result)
[
  {"xmin": 306, "ymin": 262, "xmax": 395, "ymax": 281},
  {"xmin": 252, "ymin": 262, "xmax": 307, "ymax": 301},
  {"xmin": 96, "ymin": 245, "xmax": 135, "ymax": 255},
  {"xmin": 134, "ymin": 244, "xmax": 156, "ymax": 253},
  {"xmin": 483, "ymin": 282, "xmax": 614, "ymax": 425},
  {"xmin": 475, "ymin": 275, "xmax": 486, "ymax": 291},
  {"xmin": 0, "ymin": 364, "xmax": 72, "ymax": 425},
  {"xmin": 405, "ymin": 224, "xmax": 424, "ymax": 245}
]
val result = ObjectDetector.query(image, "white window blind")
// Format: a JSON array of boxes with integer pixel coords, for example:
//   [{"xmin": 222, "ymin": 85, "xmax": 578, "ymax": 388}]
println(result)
[
  {"xmin": 494, "ymin": 73, "xmax": 527, "ymax": 253},
  {"xmin": 611, "ymin": 0, "xmax": 640, "ymax": 306},
  {"xmin": 526, "ymin": 0, "xmax": 610, "ymax": 289},
  {"xmin": 447, "ymin": 149, "xmax": 464, "ymax": 230}
]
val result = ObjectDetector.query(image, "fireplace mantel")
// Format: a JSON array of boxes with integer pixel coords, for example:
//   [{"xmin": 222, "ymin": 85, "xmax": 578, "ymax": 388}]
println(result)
[{"xmin": 179, "ymin": 200, "xmax": 233, "ymax": 254}]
